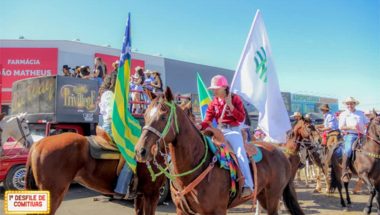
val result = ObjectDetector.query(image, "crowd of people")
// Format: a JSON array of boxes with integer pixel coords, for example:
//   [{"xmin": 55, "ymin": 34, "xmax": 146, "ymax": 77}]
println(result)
[
  {"xmin": 61, "ymin": 57, "xmax": 111, "ymax": 85},
  {"xmin": 62, "ymin": 57, "xmax": 164, "ymax": 115}
]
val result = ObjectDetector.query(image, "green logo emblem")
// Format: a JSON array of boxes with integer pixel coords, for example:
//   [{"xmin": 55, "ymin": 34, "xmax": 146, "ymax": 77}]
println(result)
[{"xmin": 254, "ymin": 47, "xmax": 268, "ymax": 83}]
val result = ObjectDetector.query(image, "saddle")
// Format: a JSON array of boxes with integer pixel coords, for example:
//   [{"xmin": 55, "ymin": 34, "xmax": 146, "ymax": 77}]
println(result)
[
  {"xmin": 87, "ymin": 127, "xmax": 125, "ymax": 175},
  {"xmin": 202, "ymin": 127, "xmax": 262, "ymax": 208},
  {"xmin": 203, "ymin": 127, "xmax": 263, "ymax": 163}
]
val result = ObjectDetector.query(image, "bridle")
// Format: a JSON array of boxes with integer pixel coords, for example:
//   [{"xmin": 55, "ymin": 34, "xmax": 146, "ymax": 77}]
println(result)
[
  {"xmin": 142, "ymin": 100, "xmax": 210, "ymax": 181},
  {"xmin": 367, "ymin": 116, "xmax": 380, "ymax": 145}
]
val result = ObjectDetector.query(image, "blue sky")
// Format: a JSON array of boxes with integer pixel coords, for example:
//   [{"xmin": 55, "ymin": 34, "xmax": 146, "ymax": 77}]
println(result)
[{"xmin": 1, "ymin": 0, "xmax": 379, "ymax": 110}]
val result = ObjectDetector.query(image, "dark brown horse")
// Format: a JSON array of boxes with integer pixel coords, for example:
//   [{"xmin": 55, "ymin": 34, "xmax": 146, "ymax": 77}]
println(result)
[
  {"xmin": 351, "ymin": 110, "xmax": 380, "ymax": 214},
  {"xmin": 135, "ymin": 87, "xmax": 304, "ymax": 215},
  {"xmin": 329, "ymin": 111, "xmax": 380, "ymax": 212}
]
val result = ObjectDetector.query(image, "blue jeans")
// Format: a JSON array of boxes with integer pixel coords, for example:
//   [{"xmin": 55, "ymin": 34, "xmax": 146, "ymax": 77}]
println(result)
[
  {"xmin": 114, "ymin": 163, "xmax": 133, "ymax": 194},
  {"xmin": 343, "ymin": 133, "xmax": 358, "ymax": 158},
  {"xmin": 222, "ymin": 127, "xmax": 254, "ymax": 190},
  {"xmin": 102, "ymin": 123, "xmax": 134, "ymax": 194}
]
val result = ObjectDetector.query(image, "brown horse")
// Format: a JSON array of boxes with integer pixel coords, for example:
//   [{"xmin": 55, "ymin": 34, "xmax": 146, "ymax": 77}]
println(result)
[
  {"xmin": 352, "ymin": 110, "xmax": 380, "ymax": 214},
  {"xmin": 21, "ymin": 119, "xmax": 166, "ymax": 214},
  {"xmin": 25, "ymin": 133, "xmax": 166, "ymax": 215},
  {"xmin": 329, "ymin": 111, "xmax": 380, "ymax": 212},
  {"xmin": 135, "ymin": 87, "xmax": 304, "ymax": 215},
  {"xmin": 283, "ymin": 119, "xmax": 316, "ymax": 183}
]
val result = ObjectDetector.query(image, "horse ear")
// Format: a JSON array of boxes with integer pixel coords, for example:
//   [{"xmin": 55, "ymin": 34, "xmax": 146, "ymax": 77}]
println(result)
[
  {"xmin": 164, "ymin": 87, "xmax": 174, "ymax": 102},
  {"xmin": 144, "ymin": 89, "xmax": 156, "ymax": 100},
  {"xmin": 185, "ymin": 101, "xmax": 192, "ymax": 110},
  {"xmin": 373, "ymin": 109, "xmax": 378, "ymax": 117}
]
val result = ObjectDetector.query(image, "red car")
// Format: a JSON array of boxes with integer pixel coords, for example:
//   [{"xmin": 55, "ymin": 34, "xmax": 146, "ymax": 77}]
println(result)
[{"xmin": 0, "ymin": 123, "xmax": 84, "ymax": 190}]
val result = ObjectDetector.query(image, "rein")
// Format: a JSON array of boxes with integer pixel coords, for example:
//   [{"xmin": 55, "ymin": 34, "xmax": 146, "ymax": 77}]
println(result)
[
  {"xmin": 367, "ymin": 135, "xmax": 380, "ymax": 146},
  {"xmin": 143, "ymin": 101, "xmax": 211, "ymax": 181}
]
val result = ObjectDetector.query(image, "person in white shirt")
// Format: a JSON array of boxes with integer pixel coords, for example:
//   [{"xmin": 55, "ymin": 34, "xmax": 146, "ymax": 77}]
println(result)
[
  {"xmin": 98, "ymin": 75, "xmax": 136, "ymax": 199},
  {"xmin": 338, "ymin": 97, "xmax": 369, "ymax": 182}
]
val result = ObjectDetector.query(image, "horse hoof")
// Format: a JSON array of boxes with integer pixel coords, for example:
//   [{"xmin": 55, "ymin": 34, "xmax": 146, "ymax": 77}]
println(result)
[
  {"xmin": 313, "ymin": 189, "xmax": 320, "ymax": 193},
  {"xmin": 343, "ymin": 207, "xmax": 348, "ymax": 212},
  {"xmin": 363, "ymin": 207, "xmax": 371, "ymax": 215}
]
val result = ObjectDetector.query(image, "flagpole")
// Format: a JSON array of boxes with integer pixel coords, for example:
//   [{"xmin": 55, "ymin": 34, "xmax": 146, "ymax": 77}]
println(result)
[{"xmin": 231, "ymin": 9, "xmax": 261, "ymax": 89}]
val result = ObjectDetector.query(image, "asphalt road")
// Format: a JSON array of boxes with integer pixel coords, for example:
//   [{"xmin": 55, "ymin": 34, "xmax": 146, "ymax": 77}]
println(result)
[{"xmin": 1, "ymin": 178, "xmax": 378, "ymax": 215}]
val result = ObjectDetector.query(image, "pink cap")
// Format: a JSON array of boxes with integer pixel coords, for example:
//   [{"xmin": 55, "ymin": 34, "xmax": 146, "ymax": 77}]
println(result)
[{"xmin": 208, "ymin": 75, "xmax": 229, "ymax": 89}]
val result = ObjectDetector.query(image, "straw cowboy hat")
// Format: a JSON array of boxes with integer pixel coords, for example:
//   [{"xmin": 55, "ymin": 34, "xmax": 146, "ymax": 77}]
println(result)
[
  {"xmin": 143, "ymin": 69, "xmax": 152, "ymax": 74},
  {"xmin": 342, "ymin": 97, "xmax": 360, "ymax": 105},
  {"xmin": 290, "ymin": 112, "xmax": 302, "ymax": 117},
  {"xmin": 319, "ymin": 104, "xmax": 330, "ymax": 111}
]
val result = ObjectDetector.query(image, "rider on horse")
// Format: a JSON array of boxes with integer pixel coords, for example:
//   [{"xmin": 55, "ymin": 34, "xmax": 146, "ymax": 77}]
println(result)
[
  {"xmin": 338, "ymin": 97, "xmax": 369, "ymax": 182},
  {"xmin": 291, "ymin": 112, "xmax": 303, "ymax": 126},
  {"xmin": 196, "ymin": 75, "xmax": 253, "ymax": 198},
  {"xmin": 99, "ymin": 74, "xmax": 136, "ymax": 199},
  {"xmin": 316, "ymin": 104, "xmax": 339, "ymax": 146}
]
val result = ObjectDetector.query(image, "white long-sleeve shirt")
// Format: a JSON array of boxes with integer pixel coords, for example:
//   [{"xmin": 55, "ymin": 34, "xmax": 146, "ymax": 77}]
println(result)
[
  {"xmin": 339, "ymin": 110, "xmax": 368, "ymax": 134},
  {"xmin": 99, "ymin": 90, "xmax": 114, "ymax": 124}
]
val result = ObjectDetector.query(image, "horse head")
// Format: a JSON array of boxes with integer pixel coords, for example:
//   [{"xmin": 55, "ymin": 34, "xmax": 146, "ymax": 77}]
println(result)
[
  {"xmin": 0, "ymin": 112, "xmax": 32, "ymax": 149},
  {"xmin": 288, "ymin": 118, "xmax": 316, "ymax": 150},
  {"xmin": 367, "ymin": 110, "xmax": 380, "ymax": 142},
  {"xmin": 135, "ymin": 87, "xmax": 180, "ymax": 162}
]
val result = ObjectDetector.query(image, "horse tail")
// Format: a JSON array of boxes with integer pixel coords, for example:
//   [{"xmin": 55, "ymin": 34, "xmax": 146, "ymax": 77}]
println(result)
[
  {"xmin": 282, "ymin": 182, "xmax": 305, "ymax": 215},
  {"xmin": 25, "ymin": 155, "xmax": 37, "ymax": 190},
  {"xmin": 329, "ymin": 159, "xmax": 341, "ymax": 192}
]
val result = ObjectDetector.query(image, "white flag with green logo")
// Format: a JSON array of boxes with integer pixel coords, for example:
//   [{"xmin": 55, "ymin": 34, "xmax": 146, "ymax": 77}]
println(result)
[{"xmin": 231, "ymin": 10, "xmax": 291, "ymax": 143}]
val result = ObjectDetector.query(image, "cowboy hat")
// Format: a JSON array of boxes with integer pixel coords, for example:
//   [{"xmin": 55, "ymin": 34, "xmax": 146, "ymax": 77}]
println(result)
[
  {"xmin": 144, "ymin": 69, "xmax": 152, "ymax": 74},
  {"xmin": 319, "ymin": 104, "xmax": 330, "ymax": 111},
  {"xmin": 342, "ymin": 97, "xmax": 359, "ymax": 105},
  {"xmin": 290, "ymin": 112, "xmax": 302, "ymax": 117}
]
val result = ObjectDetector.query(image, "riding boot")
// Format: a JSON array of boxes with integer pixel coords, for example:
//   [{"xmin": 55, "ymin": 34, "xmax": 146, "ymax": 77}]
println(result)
[{"xmin": 341, "ymin": 154, "xmax": 351, "ymax": 183}]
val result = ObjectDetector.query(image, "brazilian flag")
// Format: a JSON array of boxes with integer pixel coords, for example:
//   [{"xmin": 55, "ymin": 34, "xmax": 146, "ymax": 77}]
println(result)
[
  {"xmin": 197, "ymin": 73, "xmax": 217, "ymax": 127},
  {"xmin": 112, "ymin": 13, "xmax": 141, "ymax": 172}
]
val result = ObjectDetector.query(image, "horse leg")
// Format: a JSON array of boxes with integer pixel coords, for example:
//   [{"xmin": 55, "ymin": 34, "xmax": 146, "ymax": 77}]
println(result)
[
  {"xmin": 362, "ymin": 173, "xmax": 376, "ymax": 215},
  {"xmin": 304, "ymin": 161, "xmax": 309, "ymax": 187},
  {"xmin": 324, "ymin": 168, "xmax": 330, "ymax": 193},
  {"xmin": 344, "ymin": 182, "xmax": 351, "ymax": 208},
  {"xmin": 265, "ymin": 192, "xmax": 281, "ymax": 215},
  {"xmin": 353, "ymin": 178, "xmax": 364, "ymax": 194},
  {"xmin": 375, "ymin": 184, "xmax": 380, "ymax": 215},
  {"xmin": 314, "ymin": 167, "xmax": 322, "ymax": 193},
  {"xmin": 255, "ymin": 200, "xmax": 261, "ymax": 215},
  {"xmin": 40, "ymin": 183, "xmax": 70, "ymax": 215},
  {"xmin": 142, "ymin": 193, "xmax": 160, "ymax": 215},
  {"xmin": 336, "ymin": 185, "xmax": 346, "ymax": 209},
  {"xmin": 134, "ymin": 194, "xmax": 144, "ymax": 215},
  {"xmin": 257, "ymin": 192, "xmax": 268, "ymax": 213}
]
